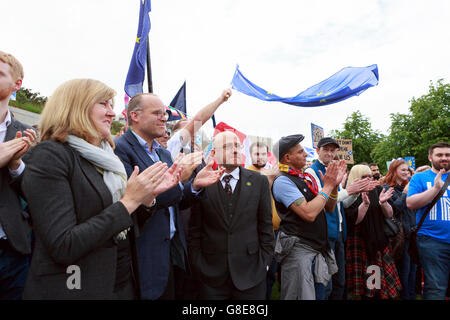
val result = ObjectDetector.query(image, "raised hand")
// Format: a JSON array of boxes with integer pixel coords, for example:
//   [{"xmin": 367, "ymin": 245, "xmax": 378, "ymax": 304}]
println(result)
[
  {"xmin": 220, "ymin": 88, "xmax": 232, "ymax": 103},
  {"xmin": 364, "ymin": 179, "xmax": 380, "ymax": 192},
  {"xmin": 335, "ymin": 160, "xmax": 348, "ymax": 186},
  {"xmin": 346, "ymin": 177, "xmax": 376, "ymax": 194},
  {"xmin": 433, "ymin": 169, "xmax": 445, "ymax": 191},
  {"xmin": 379, "ymin": 187, "xmax": 394, "ymax": 204},
  {"xmin": 178, "ymin": 151, "xmax": 203, "ymax": 182},
  {"xmin": 8, "ymin": 129, "xmax": 38, "ymax": 170},
  {"xmin": 121, "ymin": 162, "xmax": 169, "ymax": 213},
  {"xmin": 0, "ymin": 139, "xmax": 27, "ymax": 168},
  {"xmin": 321, "ymin": 160, "xmax": 347, "ymax": 188},
  {"xmin": 153, "ymin": 162, "xmax": 183, "ymax": 196},
  {"xmin": 362, "ymin": 192, "xmax": 370, "ymax": 205},
  {"xmin": 192, "ymin": 160, "xmax": 226, "ymax": 191}
]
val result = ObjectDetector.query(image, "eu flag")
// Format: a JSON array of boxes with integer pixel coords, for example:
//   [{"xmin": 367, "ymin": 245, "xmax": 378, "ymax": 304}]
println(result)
[
  {"xmin": 231, "ymin": 64, "xmax": 379, "ymax": 107},
  {"xmin": 124, "ymin": 0, "xmax": 151, "ymax": 98}
]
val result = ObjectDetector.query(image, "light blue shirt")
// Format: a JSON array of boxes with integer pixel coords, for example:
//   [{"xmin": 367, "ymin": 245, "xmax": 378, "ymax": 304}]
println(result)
[{"xmin": 272, "ymin": 175, "xmax": 305, "ymax": 209}]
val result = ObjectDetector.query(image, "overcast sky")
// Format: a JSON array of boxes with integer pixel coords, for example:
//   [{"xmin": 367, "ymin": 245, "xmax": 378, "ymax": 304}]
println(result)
[{"xmin": 3, "ymin": 0, "xmax": 449, "ymax": 148}]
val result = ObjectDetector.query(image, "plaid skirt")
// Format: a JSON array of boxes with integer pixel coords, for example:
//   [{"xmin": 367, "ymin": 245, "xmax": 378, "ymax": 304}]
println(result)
[{"xmin": 345, "ymin": 224, "xmax": 402, "ymax": 299}]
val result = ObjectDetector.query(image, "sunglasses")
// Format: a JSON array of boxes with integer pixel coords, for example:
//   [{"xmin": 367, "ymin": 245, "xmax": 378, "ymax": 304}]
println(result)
[{"xmin": 361, "ymin": 175, "xmax": 372, "ymax": 179}]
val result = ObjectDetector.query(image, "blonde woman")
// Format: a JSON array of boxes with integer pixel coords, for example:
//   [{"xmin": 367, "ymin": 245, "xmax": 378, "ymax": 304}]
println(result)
[
  {"xmin": 344, "ymin": 164, "xmax": 402, "ymax": 299},
  {"xmin": 21, "ymin": 79, "xmax": 182, "ymax": 299}
]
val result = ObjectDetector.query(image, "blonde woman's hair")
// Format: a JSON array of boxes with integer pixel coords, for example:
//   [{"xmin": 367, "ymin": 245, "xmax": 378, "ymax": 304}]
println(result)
[
  {"xmin": 345, "ymin": 164, "xmax": 372, "ymax": 189},
  {"xmin": 0, "ymin": 51, "xmax": 24, "ymax": 81},
  {"xmin": 39, "ymin": 79, "xmax": 116, "ymax": 146}
]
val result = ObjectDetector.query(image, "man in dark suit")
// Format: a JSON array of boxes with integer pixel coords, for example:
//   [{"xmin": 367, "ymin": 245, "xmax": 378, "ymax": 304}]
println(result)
[
  {"xmin": 188, "ymin": 131, "xmax": 274, "ymax": 299},
  {"xmin": 114, "ymin": 93, "xmax": 222, "ymax": 300},
  {"xmin": 0, "ymin": 51, "xmax": 36, "ymax": 299}
]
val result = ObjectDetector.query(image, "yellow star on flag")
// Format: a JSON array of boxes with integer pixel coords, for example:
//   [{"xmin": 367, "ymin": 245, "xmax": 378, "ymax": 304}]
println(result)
[{"xmin": 136, "ymin": 37, "xmax": 141, "ymax": 43}]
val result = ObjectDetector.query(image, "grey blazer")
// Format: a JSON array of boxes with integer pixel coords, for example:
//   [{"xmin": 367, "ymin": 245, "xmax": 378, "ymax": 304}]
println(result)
[
  {"xmin": 21, "ymin": 140, "xmax": 133, "ymax": 299},
  {"xmin": 0, "ymin": 116, "xmax": 32, "ymax": 255}
]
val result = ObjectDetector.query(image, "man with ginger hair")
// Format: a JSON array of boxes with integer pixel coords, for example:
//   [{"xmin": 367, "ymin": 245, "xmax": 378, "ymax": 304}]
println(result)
[{"xmin": 188, "ymin": 131, "xmax": 274, "ymax": 299}]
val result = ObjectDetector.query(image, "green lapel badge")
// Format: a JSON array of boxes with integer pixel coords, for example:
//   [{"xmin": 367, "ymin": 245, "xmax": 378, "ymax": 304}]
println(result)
[{"xmin": 246, "ymin": 181, "xmax": 252, "ymax": 187}]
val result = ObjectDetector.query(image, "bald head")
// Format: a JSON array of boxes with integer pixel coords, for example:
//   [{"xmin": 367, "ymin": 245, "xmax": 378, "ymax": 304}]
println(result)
[
  {"xmin": 213, "ymin": 131, "xmax": 239, "ymax": 149},
  {"xmin": 212, "ymin": 131, "xmax": 242, "ymax": 171}
]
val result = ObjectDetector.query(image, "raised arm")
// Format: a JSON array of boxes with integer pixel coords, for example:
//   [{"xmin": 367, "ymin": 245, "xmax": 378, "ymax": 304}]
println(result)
[{"xmin": 178, "ymin": 89, "xmax": 232, "ymax": 143}]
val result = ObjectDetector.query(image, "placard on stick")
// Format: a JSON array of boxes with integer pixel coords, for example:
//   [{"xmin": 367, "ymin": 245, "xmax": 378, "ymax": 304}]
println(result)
[{"xmin": 335, "ymin": 138, "xmax": 354, "ymax": 164}]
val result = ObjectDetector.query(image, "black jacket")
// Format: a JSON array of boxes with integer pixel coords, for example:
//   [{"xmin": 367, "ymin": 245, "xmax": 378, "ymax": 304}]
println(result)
[
  {"xmin": 0, "ymin": 116, "xmax": 33, "ymax": 255},
  {"xmin": 188, "ymin": 167, "xmax": 274, "ymax": 291}
]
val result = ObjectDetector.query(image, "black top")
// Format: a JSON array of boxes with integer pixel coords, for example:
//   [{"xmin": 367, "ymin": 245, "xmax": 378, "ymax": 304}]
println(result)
[
  {"xmin": 385, "ymin": 184, "xmax": 416, "ymax": 234},
  {"xmin": 273, "ymin": 172, "xmax": 328, "ymax": 253},
  {"xmin": 345, "ymin": 187, "xmax": 389, "ymax": 260},
  {"xmin": 114, "ymin": 236, "xmax": 132, "ymax": 291}
]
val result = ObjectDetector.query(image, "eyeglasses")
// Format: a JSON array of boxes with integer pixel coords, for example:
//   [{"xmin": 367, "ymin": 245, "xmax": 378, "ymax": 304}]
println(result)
[
  {"xmin": 361, "ymin": 175, "xmax": 372, "ymax": 179},
  {"xmin": 154, "ymin": 111, "xmax": 169, "ymax": 120}
]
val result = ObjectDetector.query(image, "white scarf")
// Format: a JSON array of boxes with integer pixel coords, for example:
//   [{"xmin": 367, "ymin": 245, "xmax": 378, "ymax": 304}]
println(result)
[{"xmin": 66, "ymin": 135, "xmax": 127, "ymax": 203}]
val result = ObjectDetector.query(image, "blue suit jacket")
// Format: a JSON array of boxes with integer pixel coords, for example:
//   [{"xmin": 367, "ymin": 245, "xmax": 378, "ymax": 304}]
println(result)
[{"xmin": 114, "ymin": 129, "xmax": 200, "ymax": 299}]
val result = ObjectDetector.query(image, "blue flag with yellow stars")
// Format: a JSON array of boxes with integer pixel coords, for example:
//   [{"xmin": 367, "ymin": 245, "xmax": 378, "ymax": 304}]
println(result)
[
  {"xmin": 124, "ymin": 0, "xmax": 151, "ymax": 98},
  {"xmin": 231, "ymin": 64, "xmax": 379, "ymax": 107}
]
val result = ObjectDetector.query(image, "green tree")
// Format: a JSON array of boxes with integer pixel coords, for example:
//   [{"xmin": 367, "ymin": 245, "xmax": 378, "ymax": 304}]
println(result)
[
  {"xmin": 330, "ymin": 110, "xmax": 384, "ymax": 165},
  {"xmin": 110, "ymin": 120, "xmax": 125, "ymax": 135},
  {"xmin": 371, "ymin": 80, "xmax": 450, "ymax": 168}
]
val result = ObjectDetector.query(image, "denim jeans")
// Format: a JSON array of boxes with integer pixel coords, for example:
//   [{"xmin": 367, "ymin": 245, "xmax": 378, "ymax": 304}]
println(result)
[
  {"xmin": 416, "ymin": 235, "xmax": 450, "ymax": 300},
  {"xmin": 0, "ymin": 242, "xmax": 30, "ymax": 300},
  {"xmin": 398, "ymin": 239, "xmax": 417, "ymax": 300},
  {"xmin": 325, "ymin": 232, "xmax": 346, "ymax": 300}
]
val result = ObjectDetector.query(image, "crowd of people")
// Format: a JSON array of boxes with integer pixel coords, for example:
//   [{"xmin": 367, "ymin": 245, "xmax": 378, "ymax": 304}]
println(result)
[{"xmin": 1, "ymin": 50, "xmax": 449, "ymax": 300}]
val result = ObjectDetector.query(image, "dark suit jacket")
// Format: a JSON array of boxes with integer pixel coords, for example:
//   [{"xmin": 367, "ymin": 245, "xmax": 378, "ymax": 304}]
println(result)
[
  {"xmin": 0, "ymin": 117, "xmax": 32, "ymax": 255},
  {"xmin": 114, "ymin": 129, "xmax": 201, "ymax": 300},
  {"xmin": 21, "ymin": 140, "xmax": 134, "ymax": 299},
  {"xmin": 188, "ymin": 167, "xmax": 274, "ymax": 291}
]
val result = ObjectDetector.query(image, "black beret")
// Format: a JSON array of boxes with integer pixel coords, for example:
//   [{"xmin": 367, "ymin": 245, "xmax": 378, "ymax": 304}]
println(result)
[
  {"xmin": 317, "ymin": 137, "xmax": 340, "ymax": 149},
  {"xmin": 272, "ymin": 134, "xmax": 305, "ymax": 161}
]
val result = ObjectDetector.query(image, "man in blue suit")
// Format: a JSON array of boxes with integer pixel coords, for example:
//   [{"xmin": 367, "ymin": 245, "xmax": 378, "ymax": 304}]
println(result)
[{"xmin": 114, "ymin": 93, "xmax": 223, "ymax": 300}]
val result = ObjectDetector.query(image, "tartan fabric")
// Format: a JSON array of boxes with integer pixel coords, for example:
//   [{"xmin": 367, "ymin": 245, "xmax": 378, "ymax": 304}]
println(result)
[{"xmin": 346, "ymin": 224, "xmax": 402, "ymax": 299}]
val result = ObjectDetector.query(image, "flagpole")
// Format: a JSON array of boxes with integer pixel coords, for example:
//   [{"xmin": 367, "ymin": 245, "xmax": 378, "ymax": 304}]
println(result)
[{"xmin": 146, "ymin": 37, "xmax": 153, "ymax": 93}]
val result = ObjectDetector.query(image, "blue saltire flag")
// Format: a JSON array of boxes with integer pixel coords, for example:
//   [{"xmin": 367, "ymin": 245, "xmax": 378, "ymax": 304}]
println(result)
[
  {"xmin": 304, "ymin": 146, "xmax": 316, "ymax": 159},
  {"xmin": 124, "ymin": 0, "xmax": 151, "ymax": 98},
  {"xmin": 231, "ymin": 64, "xmax": 379, "ymax": 107}
]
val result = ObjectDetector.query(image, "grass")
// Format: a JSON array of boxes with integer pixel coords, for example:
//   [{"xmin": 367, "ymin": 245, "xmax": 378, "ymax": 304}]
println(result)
[
  {"xmin": 9, "ymin": 100, "xmax": 44, "ymax": 114},
  {"xmin": 270, "ymin": 279, "xmax": 281, "ymax": 300}
]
